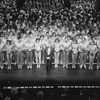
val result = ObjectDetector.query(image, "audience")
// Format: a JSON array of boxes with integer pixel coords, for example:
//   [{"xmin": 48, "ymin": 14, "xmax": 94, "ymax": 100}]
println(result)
[{"xmin": 0, "ymin": 88, "xmax": 99, "ymax": 100}]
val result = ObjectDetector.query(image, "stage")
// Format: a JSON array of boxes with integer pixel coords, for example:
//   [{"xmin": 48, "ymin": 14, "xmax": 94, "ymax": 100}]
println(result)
[{"xmin": 0, "ymin": 64, "xmax": 100, "ymax": 88}]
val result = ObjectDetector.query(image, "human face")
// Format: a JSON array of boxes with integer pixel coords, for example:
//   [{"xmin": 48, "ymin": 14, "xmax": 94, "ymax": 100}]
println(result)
[
  {"xmin": 48, "ymin": 42, "xmax": 51, "ymax": 47},
  {"xmin": 36, "ymin": 39, "xmax": 40, "ymax": 43},
  {"xmin": 40, "ymin": 36, "xmax": 44, "ymax": 40}
]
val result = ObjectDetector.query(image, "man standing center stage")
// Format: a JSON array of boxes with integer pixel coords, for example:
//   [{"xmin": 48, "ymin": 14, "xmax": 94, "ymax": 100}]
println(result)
[{"xmin": 44, "ymin": 42, "xmax": 54, "ymax": 74}]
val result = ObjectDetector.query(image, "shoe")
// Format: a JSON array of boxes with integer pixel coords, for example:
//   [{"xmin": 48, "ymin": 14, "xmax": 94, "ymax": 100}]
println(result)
[
  {"xmin": 8, "ymin": 67, "xmax": 11, "ymax": 69},
  {"xmin": 38, "ymin": 65, "xmax": 40, "ymax": 68},
  {"xmin": 18, "ymin": 66, "xmax": 22, "ymax": 69},
  {"xmin": 42, "ymin": 61, "xmax": 44, "ymax": 64},
  {"xmin": 63, "ymin": 65, "xmax": 65, "ymax": 68},
  {"xmin": 27, "ymin": 66, "xmax": 29, "ymax": 69},
  {"xmin": 84, "ymin": 65, "xmax": 87, "ymax": 69},
  {"xmin": 72, "ymin": 65, "xmax": 76, "ymax": 68},
  {"xmin": 80, "ymin": 65, "xmax": 83, "ymax": 69},
  {"xmin": 55, "ymin": 65, "xmax": 58, "ymax": 68},
  {"xmin": 97, "ymin": 66, "xmax": 100, "ymax": 70},
  {"xmin": 0, "ymin": 66, "xmax": 3, "ymax": 69},
  {"xmin": 65, "ymin": 65, "xmax": 68, "ymax": 68},
  {"xmin": 89, "ymin": 67, "xmax": 93, "ymax": 70},
  {"xmin": 28, "ymin": 66, "xmax": 32, "ymax": 69},
  {"xmin": 37, "ymin": 65, "xmax": 40, "ymax": 68}
]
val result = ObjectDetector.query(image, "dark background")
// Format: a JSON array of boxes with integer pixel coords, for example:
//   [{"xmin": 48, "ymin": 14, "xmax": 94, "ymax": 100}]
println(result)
[{"xmin": 95, "ymin": 0, "xmax": 100, "ymax": 12}]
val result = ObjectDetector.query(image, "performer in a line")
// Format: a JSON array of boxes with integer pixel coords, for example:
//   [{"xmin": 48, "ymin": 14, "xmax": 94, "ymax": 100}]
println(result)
[
  {"xmin": 63, "ymin": 36, "xmax": 72, "ymax": 68},
  {"xmin": 44, "ymin": 42, "xmax": 54, "ymax": 74},
  {"xmin": 0, "ymin": 39, "xmax": 5, "ymax": 69},
  {"xmin": 54, "ymin": 38, "xmax": 60, "ymax": 68},
  {"xmin": 79, "ymin": 37, "xmax": 89, "ymax": 69},
  {"xmin": 14, "ymin": 38, "xmax": 24, "ymax": 69},
  {"xmin": 96, "ymin": 36, "xmax": 100, "ymax": 69},
  {"xmin": 4, "ymin": 40, "xmax": 15, "ymax": 69},
  {"xmin": 35, "ymin": 38, "xmax": 42, "ymax": 68},
  {"xmin": 88, "ymin": 40, "xmax": 97, "ymax": 70},
  {"xmin": 24, "ymin": 35, "xmax": 34, "ymax": 69},
  {"xmin": 71, "ymin": 39, "xmax": 79, "ymax": 69},
  {"xmin": 40, "ymin": 35, "xmax": 47, "ymax": 64}
]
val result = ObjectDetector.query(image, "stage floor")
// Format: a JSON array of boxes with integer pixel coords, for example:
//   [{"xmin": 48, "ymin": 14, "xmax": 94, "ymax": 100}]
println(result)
[{"xmin": 0, "ymin": 64, "xmax": 100, "ymax": 87}]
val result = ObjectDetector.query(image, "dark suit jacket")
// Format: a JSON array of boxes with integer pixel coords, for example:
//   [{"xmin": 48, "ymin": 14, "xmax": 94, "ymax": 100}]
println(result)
[{"xmin": 44, "ymin": 47, "xmax": 54, "ymax": 63}]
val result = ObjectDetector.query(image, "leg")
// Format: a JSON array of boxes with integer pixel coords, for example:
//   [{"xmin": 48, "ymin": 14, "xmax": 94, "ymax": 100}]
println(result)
[
  {"xmin": 27, "ymin": 51, "xmax": 33, "ymax": 69},
  {"xmin": 7, "ymin": 53, "xmax": 12, "ymax": 69},
  {"xmin": 32, "ymin": 49, "xmax": 35, "ymax": 64},
  {"xmin": 26, "ymin": 50, "xmax": 30, "ymax": 68},
  {"xmin": 62, "ymin": 50, "xmax": 66, "ymax": 68},
  {"xmin": 14, "ymin": 50, "xmax": 17, "ymax": 65},
  {"xmin": 56, "ymin": 52, "xmax": 60, "ymax": 68},
  {"xmin": 0, "ymin": 52, "xmax": 3, "ymax": 69},
  {"xmin": 89, "ymin": 54, "xmax": 95, "ymax": 70},
  {"xmin": 59, "ymin": 50, "xmax": 63, "ymax": 65},
  {"xmin": 16, "ymin": 51, "xmax": 19, "ymax": 68},
  {"xmin": 65, "ymin": 51, "xmax": 69, "ymax": 68},
  {"xmin": 97, "ymin": 51, "xmax": 100, "ymax": 69},
  {"xmin": 35, "ymin": 51, "xmax": 39, "ymax": 68},
  {"xmin": 54, "ymin": 52, "xmax": 58, "ymax": 68},
  {"xmin": 19, "ymin": 51, "xmax": 24, "ymax": 69},
  {"xmin": 79, "ymin": 53, "xmax": 84, "ymax": 69},
  {"xmin": 41, "ymin": 49, "xmax": 45, "ymax": 64},
  {"xmin": 46, "ymin": 59, "xmax": 52, "ymax": 74},
  {"xmin": 29, "ymin": 50, "xmax": 33, "ymax": 68},
  {"xmin": 38, "ymin": 51, "xmax": 41, "ymax": 68},
  {"xmin": 83, "ymin": 51, "xmax": 88, "ymax": 69},
  {"xmin": 72, "ymin": 53, "xmax": 77, "ymax": 68}
]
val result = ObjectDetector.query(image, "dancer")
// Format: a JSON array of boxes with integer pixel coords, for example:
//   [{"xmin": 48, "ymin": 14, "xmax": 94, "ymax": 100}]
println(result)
[
  {"xmin": 54, "ymin": 38, "xmax": 60, "ymax": 68},
  {"xmin": 15, "ymin": 38, "xmax": 24, "ymax": 69},
  {"xmin": 35, "ymin": 38, "xmax": 41, "ymax": 68},
  {"xmin": 0, "ymin": 39, "xmax": 5, "ymax": 69},
  {"xmin": 71, "ymin": 39, "xmax": 79, "ymax": 68},
  {"xmin": 88, "ymin": 40, "xmax": 97, "ymax": 70},
  {"xmin": 24, "ymin": 35, "xmax": 34, "ymax": 69},
  {"xmin": 79, "ymin": 37, "xmax": 89, "ymax": 69},
  {"xmin": 4, "ymin": 40, "xmax": 14, "ymax": 69},
  {"xmin": 63, "ymin": 36, "xmax": 72, "ymax": 68}
]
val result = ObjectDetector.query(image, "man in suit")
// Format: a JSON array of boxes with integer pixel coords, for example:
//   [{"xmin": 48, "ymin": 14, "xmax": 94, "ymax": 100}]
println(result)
[{"xmin": 44, "ymin": 42, "xmax": 54, "ymax": 74}]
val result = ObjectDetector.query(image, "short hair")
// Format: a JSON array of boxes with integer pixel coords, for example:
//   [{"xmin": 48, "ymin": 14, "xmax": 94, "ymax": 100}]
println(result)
[
  {"xmin": 55, "ymin": 38, "xmax": 60, "ymax": 42},
  {"xmin": 40, "ymin": 35, "xmax": 44, "ymax": 38},
  {"xmin": 36, "ymin": 38, "xmax": 40, "ymax": 41}
]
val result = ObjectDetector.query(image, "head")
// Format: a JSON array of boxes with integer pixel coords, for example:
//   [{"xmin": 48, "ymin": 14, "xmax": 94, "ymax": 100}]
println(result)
[
  {"xmin": 6, "ymin": 40, "xmax": 11, "ymax": 45},
  {"xmin": 40, "ymin": 35, "xmax": 44, "ymax": 40},
  {"xmin": 73, "ymin": 39, "xmax": 77, "ymax": 44},
  {"xmin": 67, "ymin": 36, "xmax": 71, "ymax": 41},
  {"xmin": 36, "ymin": 38, "xmax": 40, "ymax": 43},
  {"xmin": 48, "ymin": 42, "xmax": 52, "ymax": 47},
  {"xmin": 55, "ymin": 38, "xmax": 59, "ymax": 43}
]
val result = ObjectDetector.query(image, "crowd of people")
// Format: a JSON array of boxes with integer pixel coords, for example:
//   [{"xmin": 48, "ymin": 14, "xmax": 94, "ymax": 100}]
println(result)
[
  {"xmin": 0, "ymin": 88, "xmax": 99, "ymax": 100},
  {"xmin": 0, "ymin": 0, "xmax": 100, "ymax": 70}
]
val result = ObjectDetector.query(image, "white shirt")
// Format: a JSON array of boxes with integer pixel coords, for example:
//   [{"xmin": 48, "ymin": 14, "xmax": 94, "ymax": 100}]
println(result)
[{"xmin": 48, "ymin": 48, "xmax": 51, "ymax": 55}]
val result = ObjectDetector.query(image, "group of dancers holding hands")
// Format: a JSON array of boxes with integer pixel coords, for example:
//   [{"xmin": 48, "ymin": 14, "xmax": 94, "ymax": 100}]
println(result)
[{"xmin": 0, "ymin": 30, "xmax": 100, "ymax": 70}]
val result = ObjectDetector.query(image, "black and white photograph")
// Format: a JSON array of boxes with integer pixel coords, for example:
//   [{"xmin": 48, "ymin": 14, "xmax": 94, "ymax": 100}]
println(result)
[{"xmin": 0, "ymin": 0, "xmax": 100, "ymax": 100}]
